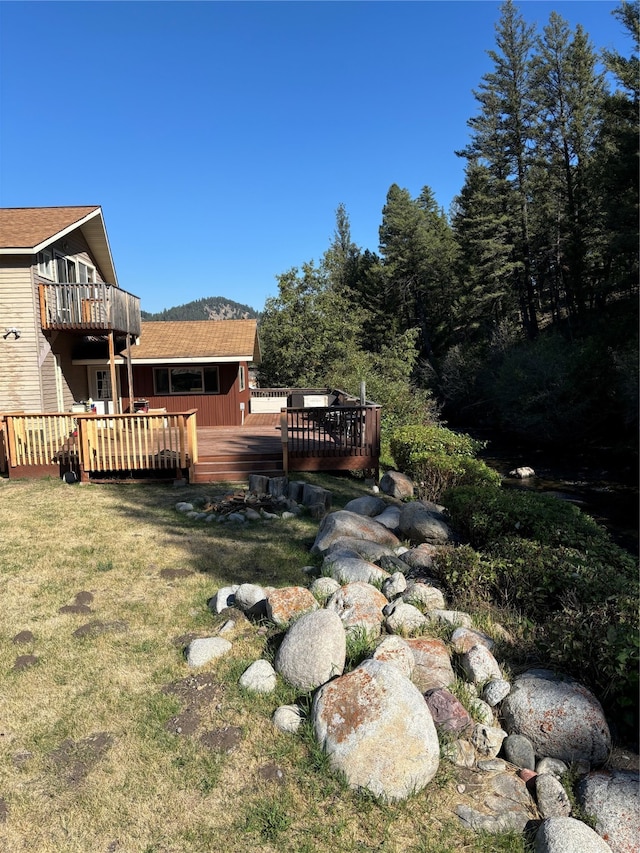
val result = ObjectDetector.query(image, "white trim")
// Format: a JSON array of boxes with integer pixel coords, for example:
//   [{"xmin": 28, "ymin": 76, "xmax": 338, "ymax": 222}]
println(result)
[{"xmin": 71, "ymin": 355, "xmax": 248, "ymax": 366}]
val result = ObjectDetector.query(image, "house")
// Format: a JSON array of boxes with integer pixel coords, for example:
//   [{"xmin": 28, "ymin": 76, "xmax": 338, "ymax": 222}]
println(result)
[
  {"xmin": 0, "ymin": 206, "xmax": 260, "ymax": 427},
  {"xmin": 77, "ymin": 319, "xmax": 261, "ymax": 427},
  {"xmin": 0, "ymin": 206, "xmax": 140, "ymax": 414}
]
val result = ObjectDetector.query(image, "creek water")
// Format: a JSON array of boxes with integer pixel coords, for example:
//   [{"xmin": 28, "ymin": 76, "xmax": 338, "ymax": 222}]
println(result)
[{"xmin": 468, "ymin": 430, "xmax": 639, "ymax": 556}]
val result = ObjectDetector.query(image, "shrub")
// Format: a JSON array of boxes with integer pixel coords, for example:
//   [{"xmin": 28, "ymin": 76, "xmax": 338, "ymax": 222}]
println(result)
[
  {"xmin": 406, "ymin": 452, "xmax": 501, "ymax": 502},
  {"xmin": 390, "ymin": 424, "xmax": 484, "ymax": 469},
  {"xmin": 389, "ymin": 425, "xmax": 498, "ymax": 501},
  {"xmin": 442, "ymin": 485, "xmax": 629, "ymax": 555}
]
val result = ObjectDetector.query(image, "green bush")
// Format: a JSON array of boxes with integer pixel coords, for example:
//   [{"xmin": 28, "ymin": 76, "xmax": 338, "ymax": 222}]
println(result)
[
  {"xmin": 442, "ymin": 485, "xmax": 627, "ymax": 554},
  {"xmin": 405, "ymin": 451, "xmax": 501, "ymax": 502},
  {"xmin": 390, "ymin": 424, "xmax": 484, "ymax": 469},
  {"xmin": 389, "ymin": 425, "xmax": 498, "ymax": 501},
  {"xmin": 438, "ymin": 484, "xmax": 639, "ymax": 737}
]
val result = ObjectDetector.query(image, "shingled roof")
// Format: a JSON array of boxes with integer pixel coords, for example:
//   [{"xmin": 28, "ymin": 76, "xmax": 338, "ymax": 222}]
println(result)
[
  {"xmin": 124, "ymin": 320, "xmax": 261, "ymax": 363},
  {"xmin": 0, "ymin": 206, "xmax": 101, "ymax": 249},
  {"xmin": 0, "ymin": 206, "xmax": 118, "ymax": 286}
]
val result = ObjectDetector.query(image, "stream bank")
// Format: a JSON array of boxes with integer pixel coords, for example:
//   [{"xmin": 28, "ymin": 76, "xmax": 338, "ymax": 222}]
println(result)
[{"xmin": 463, "ymin": 429, "xmax": 638, "ymax": 556}]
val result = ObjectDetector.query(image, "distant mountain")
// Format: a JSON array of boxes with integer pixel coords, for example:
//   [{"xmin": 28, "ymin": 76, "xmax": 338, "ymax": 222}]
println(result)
[{"xmin": 141, "ymin": 296, "xmax": 259, "ymax": 322}]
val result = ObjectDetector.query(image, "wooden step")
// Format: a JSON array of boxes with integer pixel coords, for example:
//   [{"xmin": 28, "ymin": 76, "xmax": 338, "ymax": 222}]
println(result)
[{"xmin": 190, "ymin": 454, "xmax": 284, "ymax": 483}]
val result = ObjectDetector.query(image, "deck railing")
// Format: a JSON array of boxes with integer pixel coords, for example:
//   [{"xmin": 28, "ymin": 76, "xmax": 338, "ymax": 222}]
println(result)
[
  {"xmin": 39, "ymin": 282, "xmax": 141, "ymax": 336},
  {"xmin": 281, "ymin": 403, "xmax": 381, "ymax": 475},
  {"xmin": 1, "ymin": 411, "xmax": 197, "ymax": 478}
]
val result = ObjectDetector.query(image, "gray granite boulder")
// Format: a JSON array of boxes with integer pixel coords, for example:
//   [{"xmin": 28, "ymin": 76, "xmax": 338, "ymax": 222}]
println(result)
[
  {"xmin": 373, "ymin": 505, "xmax": 402, "ymax": 532},
  {"xmin": 398, "ymin": 542, "xmax": 440, "ymax": 571},
  {"xmin": 324, "ymin": 537, "xmax": 400, "ymax": 563},
  {"xmin": 343, "ymin": 495, "xmax": 388, "ymax": 517},
  {"xmin": 311, "ymin": 510, "xmax": 400, "ymax": 554},
  {"xmin": 272, "ymin": 704, "xmax": 303, "ymax": 734},
  {"xmin": 534, "ymin": 817, "xmax": 614, "ymax": 852},
  {"xmin": 379, "ymin": 470, "xmax": 414, "ymax": 499},
  {"xmin": 577, "ymin": 770, "xmax": 640, "ymax": 853},
  {"xmin": 398, "ymin": 501, "xmax": 455, "ymax": 545},
  {"xmin": 503, "ymin": 733, "xmax": 536, "ymax": 770},
  {"xmin": 372, "ymin": 635, "xmax": 415, "ymax": 679},
  {"xmin": 402, "ymin": 581, "xmax": 445, "ymax": 612},
  {"xmin": 208, "ymin": 585, "xmax": 239, "ymax": 614},
  {"xmin": 457, "ymin": 772, "xmax": 534, "ymax": 833},
  {"xmin": 384, "ymin": 600, "xmax": 429, "ymax": 636},
  {"xmin": 322, "ymin": 554, "xmax": 390, "ymax": 586},
  {"xmin": 234, "ymin": 583, "xmax": 267, "ymax": 616},
  {"xmin": 382, "ymin": 571, "xmax": 407, "ymax": 600},
  {"xmin": 312, "ymin": 659, "xmax": 440, "ymax": 801},
  {"xmin": 501, "ymin": 670, "xmax": 611, "ymax": 766},
  {"xmin": 274, "ymin": 609, "xmax": 346, "ymax": 690}
]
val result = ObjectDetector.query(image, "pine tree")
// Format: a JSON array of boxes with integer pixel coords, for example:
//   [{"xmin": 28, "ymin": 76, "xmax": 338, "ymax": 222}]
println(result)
[{"xmin": 461, "ymin": 0, "xmax": 539, "ymax": 338}]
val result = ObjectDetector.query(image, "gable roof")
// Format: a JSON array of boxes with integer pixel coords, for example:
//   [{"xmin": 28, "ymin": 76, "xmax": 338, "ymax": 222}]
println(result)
[
  {"xmin": 0, "ymin": 206, "xmax": 118, "ymax": 285},
  {"xmin": 123, "ymin": 320, "xmax": 261, "ymax": 363}
]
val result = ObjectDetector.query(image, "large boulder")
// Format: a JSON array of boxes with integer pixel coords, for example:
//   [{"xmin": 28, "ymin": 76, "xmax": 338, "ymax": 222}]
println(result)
[
  {"xmin": 312, "ymin": 659, "xmax": 440, "ymax": 801},
  {"xmin": 322, "ymin": 554, "xmax": 390, "ymax": 586},
  {"xmin": 398, "ymin": 502, "xmax": 455, "ymax": 545},
  {"xmin": 373, "ymin": 505, "xmax": 402, "ymax": 532},
  {"xmin": 577, "ymin": 770, "xmax": 640, "ymax": 853},
  {"xmin": 325, "ymin": 582, "xmax": 388, "ymax": 638},
  {"xmin": 379, "ymin": 470, "xmax": 414, "ymax": 499},
  {"xmin": 534, "ymin": 817, "xmax": 614, "ymax": 853},
  {"xmin": 324, "ymin": 537, "xmax": 400, "ymax": 563},
  {"xmin": 274, "ymin": 610, "xmax": 346, "ymax": 690},
  {"xmin": 311, "ymin": 511, "xmax": 400, "ymax": 555},
  {"xmin": 343, "ymin": 495, "xmax": 388, "ymax": 517},
  {"xmin": 501, "ymin": 670, "xmax": 611, "ymax": 766}
]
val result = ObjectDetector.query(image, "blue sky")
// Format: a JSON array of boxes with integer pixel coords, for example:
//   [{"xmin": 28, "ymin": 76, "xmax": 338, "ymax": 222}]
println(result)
[{"xmin": 0, "ymin": 1, "xmax": 631, "ymax": 314}]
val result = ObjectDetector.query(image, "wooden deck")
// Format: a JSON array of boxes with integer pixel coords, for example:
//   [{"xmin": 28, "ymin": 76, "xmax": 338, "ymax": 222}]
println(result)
[
  {"xmin": 191, "ymin": 414, "xmax": 284, "ymax": 482},
  {"xmin": 1, "ymin": 404, "xmax": 380, "ymax": 483}
]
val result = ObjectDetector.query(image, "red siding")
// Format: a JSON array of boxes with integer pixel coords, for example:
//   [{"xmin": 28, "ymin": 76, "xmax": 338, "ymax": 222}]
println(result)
[{"xmin": 122, "ymin": 361, "xmax": 249, "ymax": 426}]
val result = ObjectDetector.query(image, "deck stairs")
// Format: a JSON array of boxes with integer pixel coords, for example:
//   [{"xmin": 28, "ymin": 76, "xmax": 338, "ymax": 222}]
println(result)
[
  {"xmin": 190, "ymin": 416, "xmax": 284, "ymax": 483},
  {"xmin": 190, "ymin": 451, "xmax": 284, "ymax": 483}
]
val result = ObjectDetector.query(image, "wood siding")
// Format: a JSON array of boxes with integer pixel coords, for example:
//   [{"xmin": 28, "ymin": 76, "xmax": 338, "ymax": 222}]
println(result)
[
  {"xmin": 122, "ymin": 362, "xmax": 248, "ymax": 426},
  {"xmin": 0, "ymin": 256, "xmax": 43, "ymax": 411}
]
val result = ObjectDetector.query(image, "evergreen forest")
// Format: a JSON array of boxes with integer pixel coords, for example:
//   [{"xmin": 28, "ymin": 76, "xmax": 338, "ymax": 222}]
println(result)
[{"xmin": 258, "ymin": 0, "xmax": 639, "ymax": 455}]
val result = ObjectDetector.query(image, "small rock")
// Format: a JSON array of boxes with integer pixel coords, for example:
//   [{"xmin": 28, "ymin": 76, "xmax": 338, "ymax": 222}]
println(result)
[
  {"xmin": 382, "ymin": 572, "xmax": 407, "ymax": 600},
  {"xmin": 469, "ymin": 698, "xmax": 494, "ymax": 725},
  {"xmin": 186, "ymin": 637, "xmax": 232, "ymax": 667},
  {"xmin": 536, "ymin": 758, "xmax": 568, "ymax": 778},
  {"xmin": 424, "ymin": 688, "xmax": 473, "ymax": 735},
  {"xmin": 460, "ymin": 644, "xmax": 502, "ymax": 684},
  {"xmin": 483, "ymin": 679, "xmax": 511, "ymax": 707},
  {"xmin": 208, "ymin": 585, "xmax": 239, "ymax": 614},
  {"xmin": 384, "ymin": 600, "xmax": 429, "ymax": 635},
  {"xmin": 477, "ymin": 758, "xmax": 508, "ymax": 772},
  {"xmin": 535, "ymin": 773, "xmax": 572, "ymax": 818},
  {"xmin": 379, "ymin": 470, "xmax": 414, "ymax": 499},
  {"xmin": 372, "ymin": 635, "xmax": 415, "ymax": 679},
  {"xmin": 272, "ymin": 705, "xmax": 303, "ymax": 734},
  {"xmin": 450, "ymin": 626, "xmax": 495, "ymax": 654},
  {"xmin": 471, "ymin": 723, "xmax": 508, "ymax": 758},
  {"xmin": 503, "ymin": 733, "xmax": 536, "ymax": 770},
  {"xmin": 239, "ymin": 660, "xmax": 277, "ymax": 694}
]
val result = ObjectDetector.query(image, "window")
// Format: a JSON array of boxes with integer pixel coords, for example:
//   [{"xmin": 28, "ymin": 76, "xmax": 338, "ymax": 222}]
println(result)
[
  {"xmin": 238, "ymin": 364, "xmax": 246, "ymax": 392},
  {"xmin": 37, "ymin": 250, "xmax": 55, "ymax": 279},
  {"xmin": 78, "ymin": 262, "xmax": 95, "ymax": 283},
  {"xmin": 55, "ymin": 252, "xmax": 77, "ymax": 283},
  {"xmin": 95, "ymin": 370, "xmax": 113, "ymax": 400},
  {"xmin": 153, "ymin": 366, "xmax": 220, "ymax": 395}
]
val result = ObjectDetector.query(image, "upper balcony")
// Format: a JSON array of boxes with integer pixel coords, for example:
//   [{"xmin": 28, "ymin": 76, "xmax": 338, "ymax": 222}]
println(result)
[{"xmin": 39, "ymin": 282, "xmax": 141, "ymax": 337}]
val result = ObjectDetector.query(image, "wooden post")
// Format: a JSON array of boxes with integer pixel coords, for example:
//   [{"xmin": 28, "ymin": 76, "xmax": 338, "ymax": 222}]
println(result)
[
  {"xmin": 108, "ymin": 331, "xmax": 120, "ymax": 414},
  {"xmin": 280, "ymin": 407, "xmax": 289, "ymax": 476},
  {"xmin": 125, "ymin": 298, "xmax": 134, "ymax": 412}
]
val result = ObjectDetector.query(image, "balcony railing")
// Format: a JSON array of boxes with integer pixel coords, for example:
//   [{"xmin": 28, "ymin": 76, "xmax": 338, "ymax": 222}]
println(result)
[{"xmin": 39, "ymin": 283, "xmax": 141, "ymax": 337}]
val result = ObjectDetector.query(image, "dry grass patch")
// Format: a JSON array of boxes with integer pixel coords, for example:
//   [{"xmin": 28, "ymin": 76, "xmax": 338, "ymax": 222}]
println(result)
[{"xmin": 0, "ymin": 476, "xmax": 528, "ymax": 853}]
